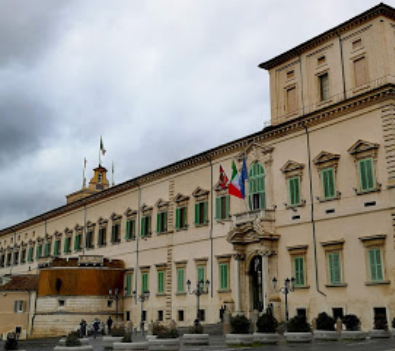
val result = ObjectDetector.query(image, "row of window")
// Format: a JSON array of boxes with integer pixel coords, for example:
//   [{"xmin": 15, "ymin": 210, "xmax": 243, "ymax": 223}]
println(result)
[
  {"xmin": 123, "ymin": 262, "xmax": 229, "ymax": 296},
  {"xmin": 293, "ymin": 246, "xmax": 385, "ymax": 287}
]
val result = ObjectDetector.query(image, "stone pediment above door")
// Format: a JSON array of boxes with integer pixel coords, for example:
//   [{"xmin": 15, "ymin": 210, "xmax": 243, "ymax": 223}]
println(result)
[{"xmin": 237, "ymin": 142, "xmax": 274, "ymax": 164}]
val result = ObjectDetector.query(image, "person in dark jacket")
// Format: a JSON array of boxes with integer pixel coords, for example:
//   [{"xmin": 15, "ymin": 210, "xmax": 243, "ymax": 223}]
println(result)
[{"xmin": 107, "ymin": 316, "xmax": 113, "ymax": 334}]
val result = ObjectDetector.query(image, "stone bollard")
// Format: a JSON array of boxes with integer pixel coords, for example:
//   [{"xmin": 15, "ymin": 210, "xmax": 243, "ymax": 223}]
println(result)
[
  {"xmin": 336, "ymin": 318, "xmax": 342, "ymax": 334},
  {"xmin": 250, "ymin": 310, "xmax": 259, "ymax": 333},
  {"xmin": 223, "ymin": 310, "xmax": 231, "ymax": 335},
  {"xmin": 311, "ymin": 318, "xmax": 317, "ymax": 331}
]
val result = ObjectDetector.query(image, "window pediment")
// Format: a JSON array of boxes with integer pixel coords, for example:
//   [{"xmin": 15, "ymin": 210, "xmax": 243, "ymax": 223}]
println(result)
[
  {"xmin": 97, "ymin": 217, "xmax": 108, "ymax": 227},
  {"xmin": 64, "ymin": 227, "xmax": 73, "ymax": 235},
  {"xmin": 140, "ymin": 203, "xmax": 153, "ymax": 213},
  {"xmin": 74, "ymin": 224, "xmax": 83, "ymax": 232},
  {"xmin": 348, "ymin": 140, "xmax": 379, "ymax": 156},
  {"xmin": 313, "ymin": 151, "xmax": 341, "ymax": 166},
  {"xmin": 237, "ymin": 142, "xmax": 274, "ymax": 161},
  {"xmin": 86, "ymin": 221, "xmax": 96, "ymax": 229},
  {"xmin": 174, "ymin": 193, "xmax": 190, "ymax": 204},
  {"xmin": 124, "ymin": 208, "xmax": 137, "ymax": 218},
  {"xmin": 110, "ymin": 212, "xmax": 122, "ymax": 221},
  {"xmin": 28, "ymin": 239, "xmax": 35, "ymax": 246},
  {"xmin": 192, "ymin": 187, "xmax": 209, "ymax": 201},
  {"xmin": 280, "ymin": 160, "xmax": 304, "ymax": 174},
  {"xmin": 155, "ymin": 199, "xmax": 170, "ymax": 210}
]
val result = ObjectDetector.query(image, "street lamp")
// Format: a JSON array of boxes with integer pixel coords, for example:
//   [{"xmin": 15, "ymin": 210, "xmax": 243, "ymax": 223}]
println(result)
[
  {"xmin": 186, "ymin": 279, "xmax": 210, "ymax": 322},
  {"xmin": 108, "ymin": 287, "xmax": 125, "ymax": 321},
  {"xmin": 272, "ymin": 277, "xmax": 295, "ymax": 322},
  {"xmin": 132, "ymin": 290, "xmax": 150, "ymax": 334}
]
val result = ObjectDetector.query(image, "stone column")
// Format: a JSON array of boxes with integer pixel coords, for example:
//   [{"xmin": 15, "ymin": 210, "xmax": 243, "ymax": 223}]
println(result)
[{"xmin": 233, "ymin": 254, "xmax": 245, "ymax": 314}]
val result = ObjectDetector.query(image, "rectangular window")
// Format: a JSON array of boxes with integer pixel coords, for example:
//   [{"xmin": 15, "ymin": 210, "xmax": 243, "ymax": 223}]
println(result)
[
  {"xmin": 354, "ymin": 57, "xmax": 368, "ymax": 87},
  {"xmin": 286, "ymin": 86, "xmax": 297, "ymax": 113},
  {"xmin": 64, "ymin": 237, "xmax": 71, "ymax": 254},
  {"xmin": 156, "ymin": 212, "xmax": 168, "ymax": 234},
  {"xmin": 368, "ymin": 248, "xmax": 383, "ymax": 282},
  {"xmin": 53, "ymin": 240, "xmax": 61, "ymax": 256},
  {"xmin": 296, "ymin": 308, "xmax": 307, "ymax": 318},
  {"xmin": 43, "ymin": 242, "xmax": 51, "ymax": 258},
  {"xmin": 14, "ymin": 301, "xmax": 25, "ymax": 313},
  {"xmin": 194, "ymin": 202, "xmax": 208, "ymax": 225},
  {"xmin": 332, "ymin": 308, "xmax": 344, "ymax": 321},
  {"xmin": 157, "ymin": 271, "xmax": 164, "ymax": 294},
  {"xmin": 27, "ymin": 247, "xmax": 34, "ymax": 263},
  {"xmin": 288, "ymin": 176, "xmax": 301, "ymax": 206},
  {"xmin": 35, "ymin": 245, "xmax": 42, "ymax": 260},
  {"xmin": 142, "ymin": 272, "xmax": 149, "ymax": 293},
  {"xmin": 141, "ymin": 216, "xmax": 151, "ymax": 237},
  {"xmin": 319, "ymin": 73, "xmax": 330, "ymax": 101},
  {"xmin": 198, "ymin": 309, "xmax": 206, "ymax": 321},
  {"xmin": 178, "ymin": 310, "xmax": 184, "ymax": 322},
  {"xmin": 359, "ymin": 158, "xmax": 375, "ymax": 192},
  {"xmin": 86, "ymin": 231, "xmax": 94, "ymax": 249},
  {"xmin": 142, "ymin": 311, "xmax": 147, "ymax": 322},
  {"xmin": 177, "ymin": 268, "xmax": 185, "ymax": 293},
  {"xmin": 322, "ymin": 168, "xmax": 335, "ymax": 199},
  {"xmin": 125, "ymin": 274, "xmax": 132, "ymax": 296},
  {"xmin": 175, "ymin": 207, "xmax": 188, "ymax": 230},
  {"xmin": 111, "ymin": 223, "xmax": 120, "ymax": 243},
  {"xmin": 219, "ymin": 263, "xmax": 229, "ymax": 291},
  {"xmin": 215, "ymin": 195, "xmax": 230, "ymax": 220},
  {"xmin": 328, "ymin": 252, "xmax": 342, "ymax": 284},
  {"xmin": 125, "ymin": 219, "xmax": 136, "ymax": 240},
  {"xmin": 98, "ymin": 227, "xmax": 106, "ymax": 246},
  {"xmin": 197, "ymin": 266, "xmax": 205, "ymax": 284},
  {"xmin": 294, "ymin": 256, "xmax": 305, "ymax": 286},
  {"xmin": 20, "ymin": 249, "xmax": 26, "ymax": 264},
  {"xmin": 158, "ymin": 310, "xmax": 164, "ymax": 322},
  {"xmin": 74, "ymin": 234, "xmax": 82, "ymax": 251}
]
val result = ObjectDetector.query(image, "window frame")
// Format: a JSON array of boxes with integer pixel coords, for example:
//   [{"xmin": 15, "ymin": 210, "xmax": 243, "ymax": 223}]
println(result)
[
  {"xmin": 156, "ymin": 211, "xmax": 168, "ymax": 234},
  {"xmin": 248, "ymin": 162, "xmax": 266, "ymax": 211},
  {"xmin": 318, "ymin": 72, "xmax": 330, "ymax": 101}
]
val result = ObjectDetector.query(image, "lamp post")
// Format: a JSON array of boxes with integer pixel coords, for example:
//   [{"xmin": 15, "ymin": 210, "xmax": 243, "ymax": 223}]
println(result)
[
  {"xmin": 272, "ymin": 277, "xmax": 295, "ymax": 322},
  {"xmin": 132, "ymin": 290, "xmax": 150, "ymax": 334},
  {"xmin": 108, "ymin": 287, "xmax": 125, "ymax": 321},
  {"xmin": 186, "ymin": 279, "xmax": 210, "ymax": 322}
]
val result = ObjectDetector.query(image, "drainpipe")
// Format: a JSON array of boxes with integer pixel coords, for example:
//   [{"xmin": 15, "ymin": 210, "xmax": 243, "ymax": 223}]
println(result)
[
  {"xmin": 301, "ymin": 122, "xmax": 326, "ymax": 297},
  {"xmin": 134, "ymin": 181, "xmax": 142, "ymax": 304},
  {"xmin": 205, "ymin": 155, "xmax": 214, "ymax": 298},
  {"xmin": 336, "ymin": 31, "xmax": 346, "ymax": 99}
]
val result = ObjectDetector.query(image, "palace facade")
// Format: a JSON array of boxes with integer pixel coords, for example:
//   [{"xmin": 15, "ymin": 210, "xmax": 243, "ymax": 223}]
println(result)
[{"xmin": 1, "ymin": 2, "xmax": 395, "ymax": 337}]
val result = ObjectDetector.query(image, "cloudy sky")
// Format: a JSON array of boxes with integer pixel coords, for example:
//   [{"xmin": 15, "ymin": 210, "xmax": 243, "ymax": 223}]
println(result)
[{"xmin": 0, "ymin": 0, "xmax": 383, "ymax": 229}]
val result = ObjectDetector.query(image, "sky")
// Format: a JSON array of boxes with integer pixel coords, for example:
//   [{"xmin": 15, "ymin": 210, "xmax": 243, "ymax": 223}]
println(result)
[{"xmin": 0, "ymin": 0, "xmax": 384, "ymax": 229}]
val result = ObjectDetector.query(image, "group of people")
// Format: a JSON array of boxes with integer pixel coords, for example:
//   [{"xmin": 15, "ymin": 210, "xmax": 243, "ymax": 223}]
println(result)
[{"xmin": 79, "ymin": 317, "xmax": 113, "ymax": 338}]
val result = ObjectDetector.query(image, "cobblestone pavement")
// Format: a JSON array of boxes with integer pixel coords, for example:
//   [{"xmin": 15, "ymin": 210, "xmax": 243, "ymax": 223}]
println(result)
[{"xmin": 3, "ymin": 335, "xmax": 395, "ymax": 351}]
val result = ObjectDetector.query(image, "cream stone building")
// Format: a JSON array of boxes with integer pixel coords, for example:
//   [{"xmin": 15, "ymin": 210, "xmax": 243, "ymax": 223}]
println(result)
[{"xmin": 1, "ymin": 2, "xmax": 395, "ymax": 337}]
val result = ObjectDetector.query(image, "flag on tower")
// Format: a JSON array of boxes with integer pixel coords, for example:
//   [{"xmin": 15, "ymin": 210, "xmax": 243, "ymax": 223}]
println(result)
[
  {"xmin": 100, "ymin": 136, "xmax": 106, "ymax": 156},
  {"xmin": 218, "ymin": 165, "xmax": 228, "ymax": 189},
  {"xmin": 228, "ymin": 161, "xmax": 243, "ymax": 198}
]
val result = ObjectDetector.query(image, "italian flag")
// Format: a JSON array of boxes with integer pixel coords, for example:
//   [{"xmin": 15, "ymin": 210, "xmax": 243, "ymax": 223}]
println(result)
[{"xmin": 228, "ymin": 161, "xmax": 243, "ymax": 199}]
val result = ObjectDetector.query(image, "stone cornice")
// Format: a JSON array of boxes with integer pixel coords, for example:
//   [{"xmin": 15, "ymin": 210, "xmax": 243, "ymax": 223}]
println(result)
[
  {"xmin": 1, "ymin": 84, "xmax": 395, "ymax": 237},
  {"xmin": 259, "ymin": 3, "xmax": 395, "ymax": 70}
]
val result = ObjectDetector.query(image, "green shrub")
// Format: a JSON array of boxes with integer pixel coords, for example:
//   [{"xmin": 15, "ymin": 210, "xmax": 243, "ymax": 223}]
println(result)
[
  {"xmin": 188, "ymin": 323, "xmax": 204, "ymax": 334},
  {"xmin": 122, "ymin": 333, "xmax": 132, "ymax": 343},
  {"xmin": 111, "ymin": 327, "xmax": 126, "ymax": 337},
  {"xmin": 316, "ymin": 312, "xmax": 335, "ymax": 331},
  {"xmin": 65, "ymin": 331, "xmax": 81, "ymax": 347},
  {"xmin": 342, "ymin": 314, "xmax": 361, "ymax": 331},
  {"xmin": 287, "ymin": 315, "xmax": 311, "ymax": 333},
  {"xmin": 257, "ymin": 312, "xmax": 278, "ymax": 333},
  {"xmin": 374, "ymin": 314, "xmax": 388, "ymax": 330},
  {"xmin": 230, "ymin": 315, "xmax": 251, "ymax": 334},
  {"xmin": 152, "ymin": 321, "xmax": 162, "ymax": 336},
  {"xmin": 156, "ymin": 326, "xmax": 179, "ymax": 339}
]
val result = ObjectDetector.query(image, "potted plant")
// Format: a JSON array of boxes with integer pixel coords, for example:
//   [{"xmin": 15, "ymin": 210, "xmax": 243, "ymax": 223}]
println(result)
[
  {"xmin": 146, "ymin": 322, "xmax": 160, "ymax": 341},
  {"xmin": 114, "ymin": 333, "xmax": 149, "ymax": 351},
  {"xmin": 253, "ymin": 311, "xmax": 279, "ymax": 344},
  {"xmin": 225, "ymin": 315, "xmax": 253, "ymax": 346},
  {"xmin": 54, "ymin": 332, "xmax": 93, "ymax": 351},
  {"xmin": 102, "ymin": 327, "xmax": 126, "ymax": 350},
  {"xmin": 148, "ymin": 325, "xmax": 180, "ymax": 351},
  {"xmin": 341, "ymin": 314, "xmax": 366, "ymax": 340},
  {"xmin": 183, "ymin": 320, "xmax": 209, "ymax": 345},
  {"xmin": 313, "ymin": 312, "xmax": 338, "ymax": 341},
  {"xmin": 369, "ymin": 313, "xmax": 390, "ymax": 338},
  {"xmin": 284, "ymin": 315, "xmax": 312, "ymax": 343}
]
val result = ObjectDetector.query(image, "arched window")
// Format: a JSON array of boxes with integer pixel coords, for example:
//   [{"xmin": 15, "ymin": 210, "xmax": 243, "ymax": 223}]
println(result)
[{"xmin": 248, "ymin": 163, "xmax": 265, "ymax": 210}]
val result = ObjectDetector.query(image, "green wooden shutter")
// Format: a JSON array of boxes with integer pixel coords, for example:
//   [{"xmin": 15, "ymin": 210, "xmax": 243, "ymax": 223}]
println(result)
[
  {"xmin": 366, "ymin": 158, "xmax": 374, "ymax": 190},
  {"xmin": 158, "ymin": 271, "xmax": 164, "ymax": 294},
  {"xmin": 215, "ymin": 197, "xmax": 221, "ymax": 219},
  {"xmin": 359, "ymin": 159, "xmax": 375, "ymax": 192},
  {"xmin": 198, "ymin": 266, "xmax": 205, "ymax": 283},
  {"xmin": 177, "ymin": 268, "xmax": 184, "ymax": 293},
  {"xmin": 289, "ymin": 177, "xmax": 300, "ymax": 206},
  {"xmin": 44, "ymin": 243, "xmax": 49, "ymax": 257},
  {"xmin": 126, "ymin": 274, "xmax": 132, "ymax": 296},
  {"xmin": 131, "ymin": 219, "xmax": 135, "ymax": 239},
  {"xmin": 203, "ymin": 202, "xmax": 208, "ymax": 224},
  {"xmin": 164, "ymin": 212, "xmax": 168, "ymax": 232},
  {"xmin": 194, "ymin": 203, "xmax": 200, "ymax": 225},
  {"xmin": 369, "ymin": 248, "xmax": 383, "ymax": 281},
  {"xmin": 28, "ymin": 247, "xmax": 33, "ymax": 262},
  {"xmin": 142, "ymin": 273, "xmax": 148, "ymax": 292},
  {"xmin": 175, "ymin": 208, "xmax": 180, "ymax": 230},
  {"xmin": 156, "ymin": 213, "xmax": 161, "ymax": 233},
  {"xmin": 141, "ymin": 217, "xmax": 146, "ymax": 237},
  {"xmin": 294, "ymin": 257, "xmax": 305, "ymax": 286},
  {"xmin": 111, "ymin": 225, "xmax": 116, "ymax": 243},
  {"xmin": 147, "ymin": 216, "xmax": 151, "ymax": 235},
  {"xmin": 126, "ymin": 220, "xmax": 130, "ymax": 240},
  {"xmin": 53, "ymin": 240, "xmax": 59, "ymax": 256},
  {"xmin": 329, "ymin": 252, "xmax": 341, "ymax": 284},
  {"xmin": 220, "ymin": 263, "xmax": 228, "ymax": 290}
]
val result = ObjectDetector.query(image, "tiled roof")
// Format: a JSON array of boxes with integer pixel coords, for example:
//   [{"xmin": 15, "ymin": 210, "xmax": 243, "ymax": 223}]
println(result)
[{"xmin": 0, "ymin": 274, "xmax": 39, "ymax": 291}]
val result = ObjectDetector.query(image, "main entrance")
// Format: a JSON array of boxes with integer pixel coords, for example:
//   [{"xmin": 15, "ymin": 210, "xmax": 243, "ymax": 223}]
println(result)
[{"xmin": 249, "ymin": 255, "xmax": 264, "ymax": 312}]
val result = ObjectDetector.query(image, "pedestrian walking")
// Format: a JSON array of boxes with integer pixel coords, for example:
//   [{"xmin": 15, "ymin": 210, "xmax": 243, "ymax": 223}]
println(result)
[
  {"xmin": 93, "ymin": 319, "xmax": 100, "ymax": 339},
  {"xmin": 107, "ymin": 316, "xmax": 113, "ymax": 335}
]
